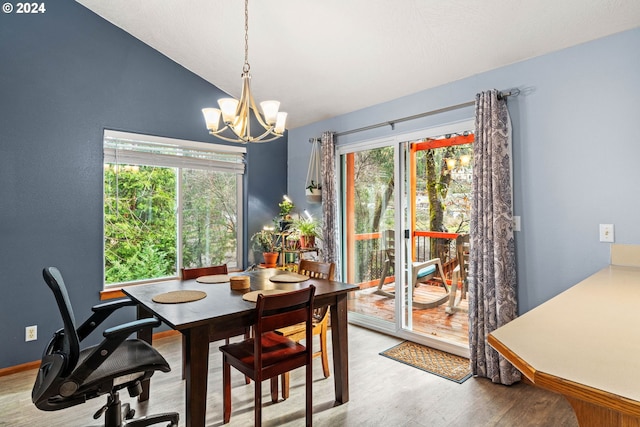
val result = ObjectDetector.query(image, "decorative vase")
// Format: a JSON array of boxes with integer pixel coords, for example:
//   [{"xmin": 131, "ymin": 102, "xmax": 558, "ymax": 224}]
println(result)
[
  {"xmin": 262, "ymin": 252, "xmax": 278, "ymax": 267},
  {"xmin": 305, "ymin": 188, "xmax": 322, "ymax": 203},
  {"xmin": 299, "ymin": 235, "xmax": 315, "ymax": 249}
]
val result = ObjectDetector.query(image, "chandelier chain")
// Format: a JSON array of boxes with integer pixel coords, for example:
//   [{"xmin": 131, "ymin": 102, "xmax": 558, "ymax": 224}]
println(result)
[{"xmin": 243, "ymin": 0, "xmax": 249, "ymax": 72}]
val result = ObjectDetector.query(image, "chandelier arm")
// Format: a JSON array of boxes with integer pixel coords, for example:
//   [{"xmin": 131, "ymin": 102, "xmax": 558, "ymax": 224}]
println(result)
[
  {"xmin": 247, "ymin": 88, "xmax": 273, "ymax": 130},
  {"xmin": 209, "ymin": 126, "xmax": 281, "ymax": 144}
]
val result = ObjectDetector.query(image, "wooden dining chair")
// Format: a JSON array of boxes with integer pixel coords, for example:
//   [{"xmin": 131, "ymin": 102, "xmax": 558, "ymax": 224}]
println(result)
[
  {"xmin": 220, "ymin": 286, "xmax": 315, "ymax": 426},
  {"xmin": 180, "ymin": 264, "xmax": 249, "ymax": 382},
  {"xmin": 180, "ymin": 264, "xmax": 228, "ymax": 280},
  {"xmin": 275, "ymin": 259, "xmax": 335, "ymax": 399}
]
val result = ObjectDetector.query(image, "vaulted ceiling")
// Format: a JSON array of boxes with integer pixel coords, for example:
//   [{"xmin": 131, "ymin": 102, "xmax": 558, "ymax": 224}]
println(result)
[{"xmin": 77, "ymin": 0, "xmax": 640, "ymax": 129}]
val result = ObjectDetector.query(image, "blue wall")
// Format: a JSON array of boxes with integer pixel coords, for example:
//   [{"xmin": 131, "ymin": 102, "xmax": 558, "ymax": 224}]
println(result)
[
  {"xmin": 0, "ymin": 1, "xmax": 287, "ymax": 368},
  {"xmin": 288, "ymin": 27, "xmax": 640, "ymax": 315}
]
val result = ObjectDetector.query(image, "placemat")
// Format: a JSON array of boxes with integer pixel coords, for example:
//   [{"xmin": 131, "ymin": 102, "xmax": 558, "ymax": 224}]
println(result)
[
  {"xmin": 152, "ymin": 290, "xmax": 207, "ymax": 304},
  {"xmin": 242, "ymin": 289, "xmax": 289, "ymax": 302},
  {"xmin": 196, "ymin": 274, "xmax": 231, "ymax": 283},
  {"xmin": 269, "ymin": 273, "xmax": 309, "ymax": 283}
]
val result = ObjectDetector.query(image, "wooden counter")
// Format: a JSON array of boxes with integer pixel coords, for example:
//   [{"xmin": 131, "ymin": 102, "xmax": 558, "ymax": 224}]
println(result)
[{"xmin": 488, "ymin": 261, "xmax": 640, "ymax": 427}]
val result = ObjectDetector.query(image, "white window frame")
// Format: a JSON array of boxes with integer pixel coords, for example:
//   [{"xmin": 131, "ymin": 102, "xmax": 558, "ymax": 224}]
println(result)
[{"xmin": 103, "ymin": 129, "xmax": 246, "ymax": 288}]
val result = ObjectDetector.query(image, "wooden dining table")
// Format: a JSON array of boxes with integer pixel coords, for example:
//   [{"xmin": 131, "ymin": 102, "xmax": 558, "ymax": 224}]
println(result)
[{"xmin": 123, "ymin": 268, "xmax": 358, "ymax": 427}]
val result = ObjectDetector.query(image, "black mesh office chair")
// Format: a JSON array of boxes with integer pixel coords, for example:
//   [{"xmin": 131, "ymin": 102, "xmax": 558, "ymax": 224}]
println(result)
[{"xmin": 32, "ymin": 267, "xmax": 179, "ymax": 427}]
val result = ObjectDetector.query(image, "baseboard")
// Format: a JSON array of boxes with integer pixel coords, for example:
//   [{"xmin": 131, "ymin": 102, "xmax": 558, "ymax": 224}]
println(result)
[{"xmin": 0, "ymin": 329, "xmax": 181, "ymax": 377}]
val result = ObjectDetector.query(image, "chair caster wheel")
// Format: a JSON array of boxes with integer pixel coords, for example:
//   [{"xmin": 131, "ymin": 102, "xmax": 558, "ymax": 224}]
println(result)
[{"xmin": 125, "ymin": 408, "xmax": 135, "ymax": 419}]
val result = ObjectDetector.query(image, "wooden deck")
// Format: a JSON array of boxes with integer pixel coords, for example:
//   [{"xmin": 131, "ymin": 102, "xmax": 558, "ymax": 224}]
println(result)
[{"xmin": 348, "ymin": 282, "xmax": 469, "ymax": 348}]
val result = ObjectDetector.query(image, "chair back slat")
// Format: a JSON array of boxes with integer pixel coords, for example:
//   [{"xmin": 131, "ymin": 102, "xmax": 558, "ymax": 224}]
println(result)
[
  {"xmin": 254, "ymin": 286, "xmax": 315, "ymax": 355},
  {"xmin": 261, "ymin": 307, "xmax": 309, "ymax": 332},
  {"xmin": 181, "ymin": 264, "xmax": 228, "ymax": 280}
]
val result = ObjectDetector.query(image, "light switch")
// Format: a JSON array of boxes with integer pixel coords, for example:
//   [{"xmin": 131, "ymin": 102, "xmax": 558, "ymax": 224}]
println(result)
[
  {"xmin": 599, "ymin": 224, "xmax": 614, "ymax": 243},
  {"xmin": 513, "ymin": 216, "xmax": 521, "ymax": 232}
]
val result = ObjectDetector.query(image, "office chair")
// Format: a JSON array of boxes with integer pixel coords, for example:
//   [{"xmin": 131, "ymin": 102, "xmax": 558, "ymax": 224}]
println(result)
[
  {"xmin": 32, "ymin": 267, "xmax": 179, "ymax": 427},
  {"xmin": 220, "ymin": 286, "xmax": 315, "ymax": 426}
]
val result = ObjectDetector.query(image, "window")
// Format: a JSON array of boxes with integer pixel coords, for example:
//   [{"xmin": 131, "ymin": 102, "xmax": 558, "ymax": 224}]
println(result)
[{"xmin": 103, "ymin": 130, "xmax": 245, "ymax": 287}]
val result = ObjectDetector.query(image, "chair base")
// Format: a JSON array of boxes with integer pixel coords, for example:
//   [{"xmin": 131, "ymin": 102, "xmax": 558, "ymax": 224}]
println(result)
[{"xmin": 100, "ymin": 391, "xmax": 179, "ymax": 427}]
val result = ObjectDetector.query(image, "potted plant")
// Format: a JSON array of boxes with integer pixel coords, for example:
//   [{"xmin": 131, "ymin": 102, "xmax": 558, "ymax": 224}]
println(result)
[
  {"xmin": 278, "ymin": 198, "xmax": 295, "ymax": 230},
  {"xmin": 292, "ymin": 216, "xmax": 321, "ymax": 249},
  {"xmin": 305, "ymin": 180, "xmax": 322, "ymax": 203},
  {"xmin": 251, "ymin": 228, "xmax": 280, "ymax": 267}
]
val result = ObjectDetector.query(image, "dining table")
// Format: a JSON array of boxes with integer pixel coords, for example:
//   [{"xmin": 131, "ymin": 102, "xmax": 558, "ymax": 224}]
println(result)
[{"xmin": 123, "ymin": 268, "xmax": 358, "ymax": 427}]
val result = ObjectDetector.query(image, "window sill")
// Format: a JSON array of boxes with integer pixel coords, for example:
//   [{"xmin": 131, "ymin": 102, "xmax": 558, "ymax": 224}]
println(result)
[{"xmin": 100, "ymin": 267, "xmax": 243, "ymax": 300}]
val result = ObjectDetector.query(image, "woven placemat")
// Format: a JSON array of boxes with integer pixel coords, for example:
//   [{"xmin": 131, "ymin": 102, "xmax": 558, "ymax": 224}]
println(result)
[
  {"xmin": 269, "ymin": 273, "xmax": 309, "ymax": 283},
  {"xmin": 380, "ymin": 341, "xmax": 472, "ymax": 383},
  {"xmin": 196, "ymin": 274, "xmax": 230, "ymax": 283},
  {"xmin": 152, "ymin": 290, "xmax": 207, "ymax": 304},
  {"xmin": 242, "ymin": 289, "xmax": 289, "ymax": 302}
]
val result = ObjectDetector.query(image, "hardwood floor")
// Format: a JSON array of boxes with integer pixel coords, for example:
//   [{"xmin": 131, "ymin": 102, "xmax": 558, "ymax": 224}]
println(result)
[
  {"xmin": 349, "ymin": 282, "xmax": 470, "ymax": 347},
  {"xmin": 1, "ymin": 326, "xmax": 577, "ymax": 426}
]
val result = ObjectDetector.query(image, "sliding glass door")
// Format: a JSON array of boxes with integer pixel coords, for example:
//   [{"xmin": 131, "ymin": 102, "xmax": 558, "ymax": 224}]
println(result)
[{"xmin": 340, "ymin": 121, "xmax": 473, "ymax": 356}]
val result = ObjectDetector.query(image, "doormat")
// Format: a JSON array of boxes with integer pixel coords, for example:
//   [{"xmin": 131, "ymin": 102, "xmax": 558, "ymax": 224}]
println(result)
[{"xmin": 380, "ymin": 341, "xmax": 472, "ymax": 383}]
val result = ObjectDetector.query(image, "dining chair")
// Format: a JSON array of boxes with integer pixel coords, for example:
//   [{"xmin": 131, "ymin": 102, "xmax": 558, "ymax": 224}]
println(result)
[
  {"xmin": 275, "ymin": 259, "xmax": 335, "ymax": 399},
  {"xmin": 180, "ymin": 264, "xmax": 249, "ymax": 382},
  {"xmin": 180, "ymin": 264, "xmax": 228, "ymax": 280},
  {"xmin": 220, "ymin": 286, "xmax": 315, "ymax": 426}
]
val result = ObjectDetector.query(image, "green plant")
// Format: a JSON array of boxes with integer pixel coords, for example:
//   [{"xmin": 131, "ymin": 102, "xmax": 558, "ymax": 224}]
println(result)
[
  {"xmin": 306, "ymin": 180, "xmax": 322, "ymax": 191},
  {"xmin": 279, "ymin": 199, "xmax": 295, "ymax": 218},
  {"xmin": 292, "ymin": 216, "xmax": 322, "ymax": 238},
  {"xmin": 251, "ymin": 229, "xmax": 279, "ymax": 253}
]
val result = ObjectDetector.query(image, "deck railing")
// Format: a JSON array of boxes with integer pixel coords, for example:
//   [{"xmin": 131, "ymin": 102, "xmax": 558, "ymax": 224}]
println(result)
[{"xmin": 351, "ymin": 230, "xmax": 461, "ymax": 287}]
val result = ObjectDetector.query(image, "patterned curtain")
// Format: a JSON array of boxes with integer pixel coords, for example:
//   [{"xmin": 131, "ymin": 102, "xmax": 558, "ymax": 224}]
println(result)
[
  {"xmin": 321, "ymin": 131, "xmax": 341, "ymax": 280},
  {"xmin": 469, "ymin": 90, "xmax": 520, "ymax": 385}
]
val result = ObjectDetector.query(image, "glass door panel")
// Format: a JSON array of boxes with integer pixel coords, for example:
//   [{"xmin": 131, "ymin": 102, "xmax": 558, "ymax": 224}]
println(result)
[
  {"xmin": 402, "ymin": 131, "xmax": 473, "ymax": 348},
  {"xmin": 343, "ymin": 145, "xmax": 397, "ymax": 329}
]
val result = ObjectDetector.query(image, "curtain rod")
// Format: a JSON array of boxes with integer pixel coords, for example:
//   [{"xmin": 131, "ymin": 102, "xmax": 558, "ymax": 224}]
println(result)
[{"xmin": 333, "ymin": 89, "xmax": 519, "ymax": 138}]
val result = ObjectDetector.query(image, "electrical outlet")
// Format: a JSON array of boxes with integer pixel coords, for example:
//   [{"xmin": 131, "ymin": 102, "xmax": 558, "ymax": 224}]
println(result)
[{"xmin": 25, "ymin": 325, "xmax": 37, "ymax": 342}]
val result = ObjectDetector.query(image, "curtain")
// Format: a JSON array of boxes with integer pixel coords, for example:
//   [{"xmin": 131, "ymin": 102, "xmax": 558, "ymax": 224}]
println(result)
[
  {"xmin": 320, "ymin": 131, "xmax": 341, "ymax": 280},
  {"xmin": 469, "ymin": 90, "xmax": 520, "ymax": 385}
]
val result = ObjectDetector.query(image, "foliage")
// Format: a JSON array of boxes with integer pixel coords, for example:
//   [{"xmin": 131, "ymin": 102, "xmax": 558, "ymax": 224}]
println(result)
[
  {"xmin": 104, "ymin": 164, "xmax": 239, "ymax": 285},
  {"xmin": 306, "ymin": 180, "xmax": 322, "ymax": 191},
  {"xmin": 278, "ymin": 199, "xmax": 295, "ymax": 218},
  {"xmin": 292, "ymin": 216, "xmax": 322, "ymax": 238},
  {"xmin": 181, "ymin": 169, "xmax": 237, "ymax": 268},
  {"xmin": 104, "ymin": 165, "xmax": 177, "ymax": 284},
  {"xmin": 251, "ymin": 228, "xmax": 279, "ymax": 253}
]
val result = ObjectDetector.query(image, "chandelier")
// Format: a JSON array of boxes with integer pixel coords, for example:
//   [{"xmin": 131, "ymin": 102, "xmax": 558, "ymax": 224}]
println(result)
[{"xmin": 202, "ymin": 0, "xmax": 287, "ymax": 143}]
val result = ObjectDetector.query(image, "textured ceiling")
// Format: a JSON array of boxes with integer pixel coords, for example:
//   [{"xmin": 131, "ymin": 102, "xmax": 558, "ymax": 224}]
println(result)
[{"xmin": 76, "ymin": 0, "xmax": 640, "ymax": 129}]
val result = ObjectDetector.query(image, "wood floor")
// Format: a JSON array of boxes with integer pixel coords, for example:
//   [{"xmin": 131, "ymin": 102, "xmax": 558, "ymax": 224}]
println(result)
[
  {"xmin": 349, "ymin": 282, "xmax": 470, "ymax": 347},
  {"xmin": 0, "ymin": 325, "xmax": 578, "ymax": 427}
]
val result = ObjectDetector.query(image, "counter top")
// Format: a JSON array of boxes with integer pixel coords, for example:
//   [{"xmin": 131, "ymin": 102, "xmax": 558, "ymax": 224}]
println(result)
[{"xmin": 489, "ymin": 265, "xmax": 640, "ymax": 406}]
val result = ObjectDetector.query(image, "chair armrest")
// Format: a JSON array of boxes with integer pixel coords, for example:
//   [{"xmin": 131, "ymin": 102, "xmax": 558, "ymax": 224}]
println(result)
[
  {"xmin": 76, "ymin": 298, "xmax": 137, "ymax": 341},
  {"xmin": 103, "ymin": 318, "xmax": 161, "ymax": 339},
  {"xmin": 93, "ymin": 298, "xmax": 136, "ymax": 312}
]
